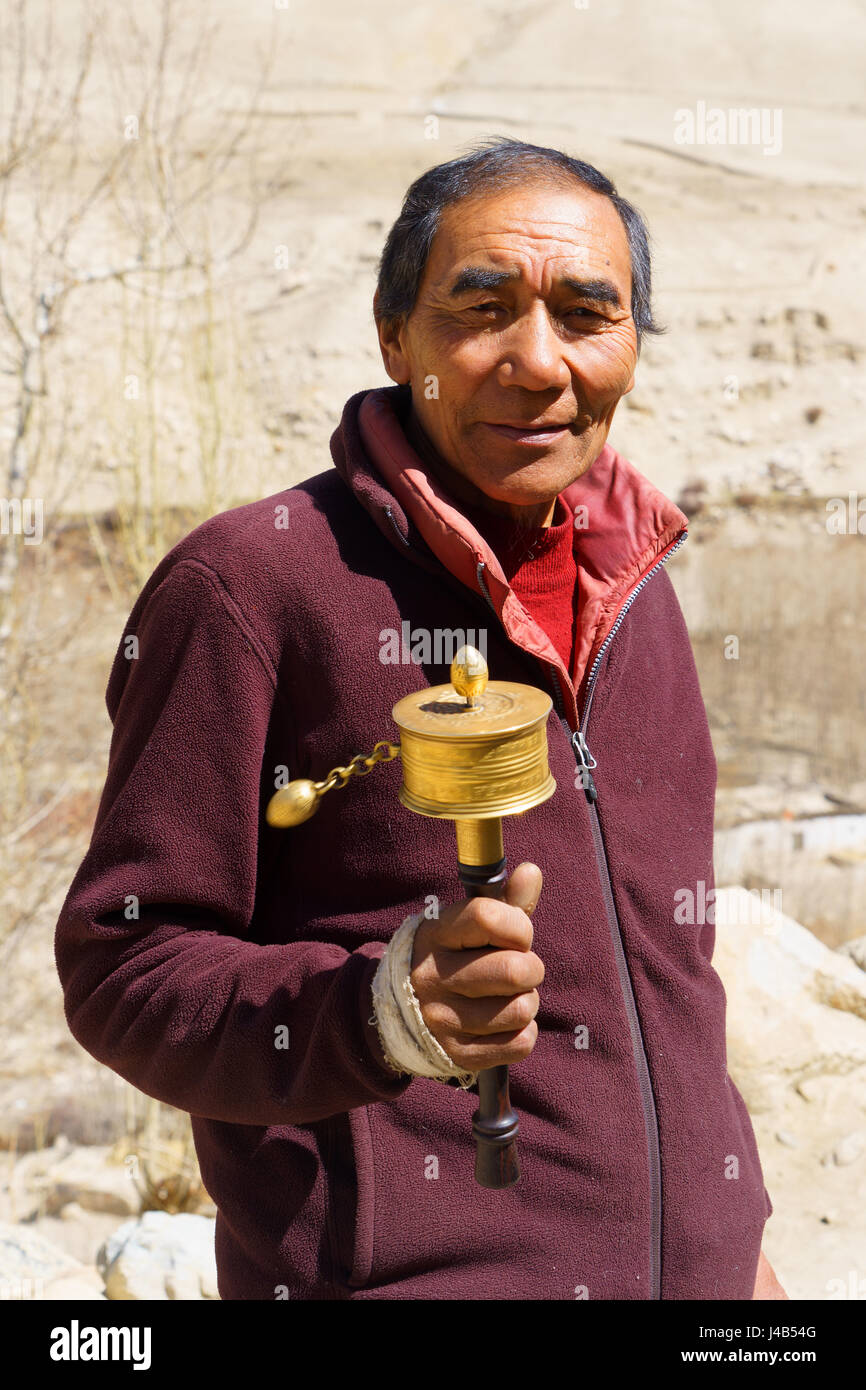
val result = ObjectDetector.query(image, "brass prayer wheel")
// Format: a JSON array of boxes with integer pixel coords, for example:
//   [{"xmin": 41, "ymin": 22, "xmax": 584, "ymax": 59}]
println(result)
[
  {"xmin": 265, "ymin": 644, "xmax": 556, "ymax": 1190},
  {"xmin": 391, "ymin": 668, "xmax": 555, "ymax": 823}
]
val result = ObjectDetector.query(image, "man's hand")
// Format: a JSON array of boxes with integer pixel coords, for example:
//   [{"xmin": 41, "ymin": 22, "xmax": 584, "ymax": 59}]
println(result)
[
  {"xmin": 410, "ymin": 862, "xmax": 544, "ymax": 1073},
  {"xmin": 753, "ymin": 1249, "xmax": 788, "ymax": 1299}
]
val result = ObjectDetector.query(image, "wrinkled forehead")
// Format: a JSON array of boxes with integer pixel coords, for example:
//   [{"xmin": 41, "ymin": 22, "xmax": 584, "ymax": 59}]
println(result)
[{"xmin": 420, "ymin": 182, "xmax": 633, "ymax": 299}]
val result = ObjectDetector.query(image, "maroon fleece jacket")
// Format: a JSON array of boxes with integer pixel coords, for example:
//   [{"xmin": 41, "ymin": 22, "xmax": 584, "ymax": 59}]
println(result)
[{"xmin": 55, "ymin": 384, "xmax": 771, "ymax": 1300}]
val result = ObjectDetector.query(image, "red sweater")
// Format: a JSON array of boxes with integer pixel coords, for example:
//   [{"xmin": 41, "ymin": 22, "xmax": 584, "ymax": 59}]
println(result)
[{"xmin": 459, "ymin": 494, "xmax": 578, "ymax": 679}]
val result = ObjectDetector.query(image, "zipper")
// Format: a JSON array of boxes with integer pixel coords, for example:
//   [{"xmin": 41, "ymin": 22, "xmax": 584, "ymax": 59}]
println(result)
[
  {"xmin": 544, "ymin": 533, "xmax": 686, "ymax": 1302},
  {"xmin": 571, "ymin": 728, "xmax": 598, "ymax": 804},
  {"xmin": 383, "ymin": 505, "xmax": 412, "ymax": 548},
  {"xmin": 580, "ymin": 534, "xmax": 688, "ymax": 732},
  {"xmin": 388, "ymin": 505, "xmax": 683, "ymax": 1300}
]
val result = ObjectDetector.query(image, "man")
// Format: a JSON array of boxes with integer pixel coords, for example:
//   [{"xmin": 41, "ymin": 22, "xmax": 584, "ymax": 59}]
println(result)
[{"xmin": 55, "ymin": 137, "xmax": 785, "ymax": 1299}]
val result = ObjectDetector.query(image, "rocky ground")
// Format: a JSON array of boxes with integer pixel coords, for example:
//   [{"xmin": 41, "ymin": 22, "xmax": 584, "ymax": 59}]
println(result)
[{"xmin": 2, "ymin": 863, "xmax": 865, "ymax": 1300}]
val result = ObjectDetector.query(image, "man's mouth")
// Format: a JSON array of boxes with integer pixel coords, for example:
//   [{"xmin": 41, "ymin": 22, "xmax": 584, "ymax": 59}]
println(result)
[{"xmin": 481, "ymin": 421, "xmax": 574, "ymax": 444}]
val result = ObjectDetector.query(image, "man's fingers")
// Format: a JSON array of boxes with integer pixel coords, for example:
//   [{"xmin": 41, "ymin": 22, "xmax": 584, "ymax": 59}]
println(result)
[
  {"xmin": 431, "ymin": 945, "xmax": 545, "ymax": 996},
  {"xmin": 432, "ymin": 862, "xmax": 543, "ymax": 952},
  {"xmin": 438, "ymin": 1021, "xmax": 539, "ymax": 1071},
  {"xmin": 504, "ymin": 861, "xmax": 543, "ymax": 917},
  {"xmin": 422, "ymin": 988, "xmax": 541, "ymax": 1036}
]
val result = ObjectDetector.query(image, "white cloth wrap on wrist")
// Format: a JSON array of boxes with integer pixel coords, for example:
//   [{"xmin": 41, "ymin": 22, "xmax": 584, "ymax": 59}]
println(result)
[{"xmin": 370, "ymin": 912, "xmax": 478, "ymax": 1089}]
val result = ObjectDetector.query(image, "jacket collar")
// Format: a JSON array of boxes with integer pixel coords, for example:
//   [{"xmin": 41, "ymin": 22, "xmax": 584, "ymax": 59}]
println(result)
[{"xmin": 330, "ymin": 385, "xmax": 688, "ymax": 725}]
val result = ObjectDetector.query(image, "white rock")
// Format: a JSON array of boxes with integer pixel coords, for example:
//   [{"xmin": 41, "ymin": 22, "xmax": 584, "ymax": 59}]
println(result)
[
  {"xmin": 838, "ymin": 936, "xmax": 866, "ymax": 973},
  {"xmin": 6, "ymin": 1144, "xmax": 141, "ymax": 1223},
  {"xmin": 712, "ymin": 886, "xmax": 866, "ymax": 1112},
  {"xmin": 0, "ymin": 1220, "xmax": 87, "ymax": 1294},
  {"xmin": 97, "ymin": 1211, "xmax": 218, "ymax": 1301},
  {"xmin": 833, "ymin": 1132, "xmax": 865, "ymax": 1166},
  {"xmin": 43, "ymin": 1270, "xmax": 106, "ymax": 1300},
  {"xmin": 59, "ymin": 1202, "xmax": 87, "ymax": 1223},
  {"xmin": 42, "ymin": 1146, "xmax": 141, "ymax": 1218},
  {"xmin": 714, "ymin": 816, "xmax": 866, "ymax": 946}
]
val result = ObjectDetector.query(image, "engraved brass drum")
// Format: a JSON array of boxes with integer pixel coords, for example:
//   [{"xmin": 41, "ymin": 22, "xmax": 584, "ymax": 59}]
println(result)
[{"xmin": 392, "ymin": 678, "xmax": 555, "ymax": 820}]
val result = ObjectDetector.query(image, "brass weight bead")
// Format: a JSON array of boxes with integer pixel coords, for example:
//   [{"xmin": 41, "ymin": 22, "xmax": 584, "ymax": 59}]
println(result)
[
  {"xmin": 265, "ymin": 742, "xmax": 402, "ymax": 827},
  {"xmin": 266, "ymin": 778, "xmax": 320, "ymax": 828}
]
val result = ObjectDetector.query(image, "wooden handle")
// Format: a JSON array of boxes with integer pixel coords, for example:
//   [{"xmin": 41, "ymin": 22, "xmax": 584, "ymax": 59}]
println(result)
[{"xmin": 457, "ymin": 852, "xmax": 520, "ymax": 1190}]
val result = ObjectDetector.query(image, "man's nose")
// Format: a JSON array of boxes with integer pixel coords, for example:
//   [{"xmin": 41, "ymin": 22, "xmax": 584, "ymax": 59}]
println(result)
[{"xmin": 496, "ymin": 303, "xmax": 572, "ymax": 392}]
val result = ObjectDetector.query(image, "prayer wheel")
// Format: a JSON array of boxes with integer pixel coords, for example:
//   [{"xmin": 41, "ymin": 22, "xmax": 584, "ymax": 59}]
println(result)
[{"xmin": 267, "ymin": 645, "xmax": 555, "ymax": 1188}]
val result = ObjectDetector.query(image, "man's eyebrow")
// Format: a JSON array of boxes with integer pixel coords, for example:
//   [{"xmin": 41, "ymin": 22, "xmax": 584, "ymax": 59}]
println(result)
[
  {"xmin": 560, "ymin": 277, "xmax": 623, "ymax": 308},
  {"xmin": 447, "ymin": 267, "xmax": 519, "ymax": 296},
  {"xmin": 446, "ymin": 268, "xmax": 623, "ymax": 308}
]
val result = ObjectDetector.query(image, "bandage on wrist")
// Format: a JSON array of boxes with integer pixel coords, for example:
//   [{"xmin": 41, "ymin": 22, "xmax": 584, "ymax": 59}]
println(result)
[{"xmin": 370, "ymin": 911, "xmax": 478, "ymax": 1089}]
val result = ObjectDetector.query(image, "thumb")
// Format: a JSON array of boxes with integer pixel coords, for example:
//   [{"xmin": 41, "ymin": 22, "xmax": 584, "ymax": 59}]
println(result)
[{"xmin": 503, "ymin": 861, "xmax": 543, "ymax": 917}]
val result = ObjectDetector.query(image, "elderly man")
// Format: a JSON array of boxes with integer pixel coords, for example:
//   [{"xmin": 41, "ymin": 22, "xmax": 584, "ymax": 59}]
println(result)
[{"xmin": 55, "ymin": 137, "xmax": 785, "ymax": 1300}]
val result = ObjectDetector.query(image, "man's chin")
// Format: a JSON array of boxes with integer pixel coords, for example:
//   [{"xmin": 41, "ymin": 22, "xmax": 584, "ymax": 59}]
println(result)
[{"xmin": 466, "ymin": 430, "xmax": 597, "ymax": 489}]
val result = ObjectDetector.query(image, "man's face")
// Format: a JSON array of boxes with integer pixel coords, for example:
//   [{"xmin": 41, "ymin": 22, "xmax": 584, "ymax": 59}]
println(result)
[{"xmin": 376, "ymin": 179, "xmax": 639, "ymax": 521}]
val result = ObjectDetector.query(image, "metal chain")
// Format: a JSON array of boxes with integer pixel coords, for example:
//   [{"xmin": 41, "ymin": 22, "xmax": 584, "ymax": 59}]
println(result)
[{"xmin": 316, "ymin": 740, "xmax": 401, "ymax": 796}]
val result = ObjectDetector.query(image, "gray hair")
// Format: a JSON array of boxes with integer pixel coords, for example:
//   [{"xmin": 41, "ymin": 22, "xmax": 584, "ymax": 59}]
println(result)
[{"xmin": 375, "ymin": 136, "xmax": 663, "ymax": 350}]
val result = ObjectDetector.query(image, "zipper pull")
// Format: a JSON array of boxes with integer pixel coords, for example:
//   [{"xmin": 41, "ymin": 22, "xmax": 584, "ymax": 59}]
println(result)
[{"xmin": 571, "ymin": 729, "xmax": 599, "ymax": 804}]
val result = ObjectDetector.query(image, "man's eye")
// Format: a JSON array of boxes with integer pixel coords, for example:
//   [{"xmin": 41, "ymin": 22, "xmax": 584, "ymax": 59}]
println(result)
[
  {"xmin": 465, "ymin": 303, "xmax": 598, "ymax": 321},
  {"xmin": 464, "ymin": 301, "xmax": 511, "ymax": 315}
]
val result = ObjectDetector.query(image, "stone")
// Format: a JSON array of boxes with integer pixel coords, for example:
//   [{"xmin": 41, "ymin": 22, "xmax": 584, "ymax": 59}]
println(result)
[
  {"xmin": 711, "ymin": 887, "xmax": 866, "ymax": 1113},
  {"xmin": 59, "ymin": 1202, "xmax": 87, "ymax": 1223},
  {"xmin": 97, "ymin": 1211, "xmax": 218, "ymax": 1301},
  {"xmin": 833, "ymin": 1132, "xmax": 865, "ymax": 1166},
  {"xmin": 0, "ymin": 1220, "xmax": 88, "ymax": 1295},
  {"xmin": 1, "ymin": 1143, "xmax": 141, "ymax": 1224},
  {"xmin": 838, "ymin": 935, "xmax": 866, "ymax": 973},
  {"xmin": 40, "ymin": 1146, "xmax": 141, "ymax": 1219},
  {"xmin": 43, "ymin": 1269, "xmax": 106, "ymax": 1300}
]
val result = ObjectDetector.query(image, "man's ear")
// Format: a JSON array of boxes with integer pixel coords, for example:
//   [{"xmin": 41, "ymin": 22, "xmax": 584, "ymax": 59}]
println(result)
[{"xmin": 374, "ymin": 290, "xmax": 411, "ymax": 385}]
